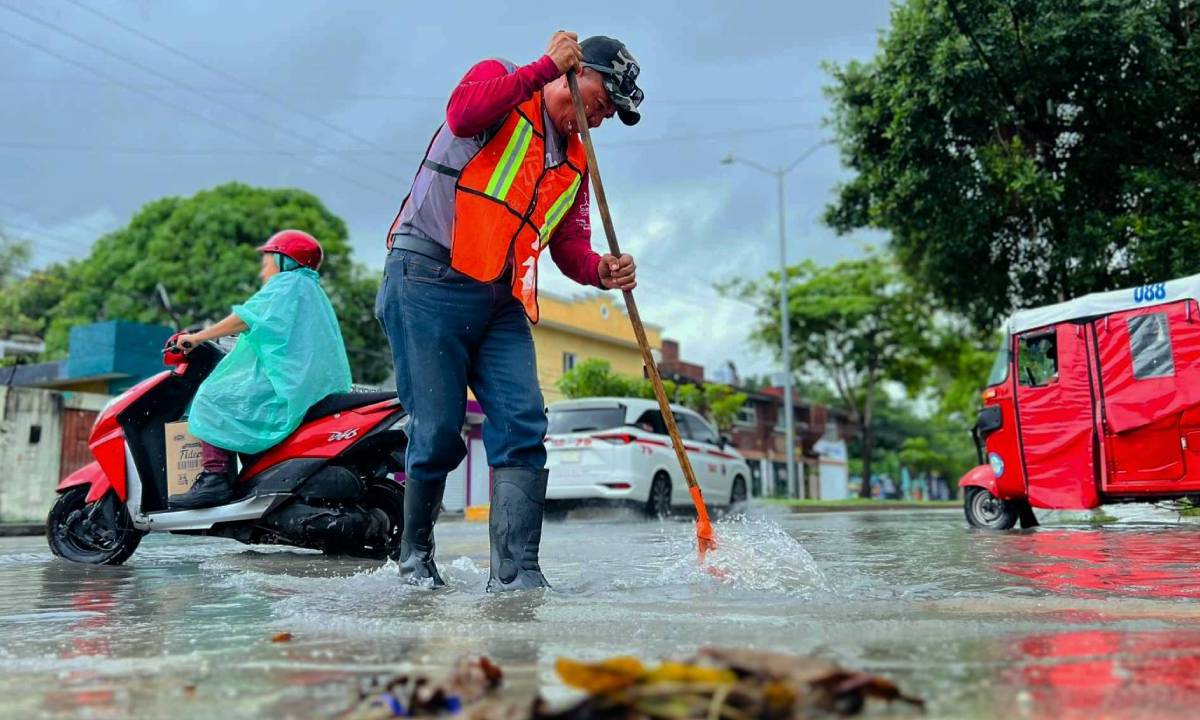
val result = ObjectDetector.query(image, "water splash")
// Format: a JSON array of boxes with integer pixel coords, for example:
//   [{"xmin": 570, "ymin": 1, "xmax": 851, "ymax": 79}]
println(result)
[
  {"xmin": 443, "ymin": 556, "xmax": 487, "ymax": 583},
  {"xmin": 663, "ymin": 516, "xmax": 831, "ymax": 595}
]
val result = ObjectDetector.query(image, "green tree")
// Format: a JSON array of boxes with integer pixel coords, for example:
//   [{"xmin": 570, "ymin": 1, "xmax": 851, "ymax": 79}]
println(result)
[
  {"xmin": 845, "ymin": 393, "xmax": 973, "ymax": 496},
  {"xmin": 0, "ymin": 263, "xmax": 72, "ymax": 339},
  {"xmin": 722, "ymin": 251, "xmax": 933, "ymax": 497},
  {"xmin": 825, "ymin": 0, "xmax": 1200, "ymax": 329},
  {"xmin": 925, "ymin": 324, "xmax": 1003, "ymax": 422},
  {"xmin": 0, "ymin": 230, "xmax": 30, "ymax": 285},
  {"xmin": 740, "ymin": 374, "xmax": 771, "ymax": 393},
  {"xmin": 703, "ymin": 382, "xmax": 748, "ymax": 434},
  {"xmin": 557, "ymin": 358, "xmax": 640, "ymax": 398},
  {"xmin": 22, "ymin": 183, "xmax": 390, "ymax": 383},
  {"xmin": 558, "ymin": 360, "xmax": 755, "ymax": 435},
  {"xmin": 793, "ymin": 377, "xmax": 840, "ymax": 406},
  {"xmin": 0, "ymin": 232, "xmax": 66, "ymax": 349},
  {"xmin": 0, "ymin": 231, "xmax": 37, "ymax": 366},
  {"xmin": 898, "ymin": 417, "xmax": 975, "ymax": 494},
  {"xmin": 674, "ymin": 383, "xmax": 703, "ymax": 411}
]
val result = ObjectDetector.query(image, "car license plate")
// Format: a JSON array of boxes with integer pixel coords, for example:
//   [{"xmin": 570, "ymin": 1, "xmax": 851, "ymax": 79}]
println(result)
[{"xmin": 559, "ymin": 450, "xmax": 581, "ymax": 463}]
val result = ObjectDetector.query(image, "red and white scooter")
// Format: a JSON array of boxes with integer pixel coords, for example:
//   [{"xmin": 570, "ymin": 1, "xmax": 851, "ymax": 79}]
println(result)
[{"xmin": 46, "ymin": 337, "xmax": 408, "ymax": 565}]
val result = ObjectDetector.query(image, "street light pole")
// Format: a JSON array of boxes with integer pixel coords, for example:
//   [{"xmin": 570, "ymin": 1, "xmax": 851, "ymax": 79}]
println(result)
[
  {"xmin": 722, "ymin": 141, "xmax": 831, "ymax": 499},
  {"xmin": 774, "ymin": 170, "xmax": 797, "ymax": 499}
]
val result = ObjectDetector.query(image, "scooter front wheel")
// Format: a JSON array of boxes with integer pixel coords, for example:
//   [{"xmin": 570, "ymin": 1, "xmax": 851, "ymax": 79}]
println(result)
[
  {"xmin": 46, "ymin": 487, "xmax": 143, "ymax": 565},
  {"xmin": 964, "ymin": 486, "xmax": 1019, "ymax": 530}
]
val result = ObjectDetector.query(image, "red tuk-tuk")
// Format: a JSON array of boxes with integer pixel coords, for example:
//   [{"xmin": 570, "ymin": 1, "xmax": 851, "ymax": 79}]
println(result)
[{"xmin": 961, "ymin": 275, "xmax": 1200, "ymax": 529}]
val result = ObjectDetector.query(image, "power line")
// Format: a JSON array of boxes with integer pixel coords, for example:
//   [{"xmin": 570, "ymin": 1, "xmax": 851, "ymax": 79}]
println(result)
[
  {"xmin": 0, "ymin": 140, "xmax": 414, "ymax": 158},
  {"xmin": 0, "ymin": 73, "xmax": 442, "ymax": 100},
  {"xmin": 61, "ymin": 0, "xmax": 392, "ymax": 153},
  {"xmin": 0, "ymin": 118, "xmax": 824, "ymax": 158},
  {"xmin": 2, "ymin": 74, "xmax": 821, "ymax": 107},
  {"xmin": 0, "ymin": 199, "xmax": 113, "ymax": 237},
  {"xmin": 652, "ymin": 96, "xmax": 820, "ymax": 107},
  {"xmin": 0, "ymin": 11, "xmax": 398, "ymax": 200},
  {"xmin": 0, "ymin": 220, "xmax": 82, "ymax": 258},
  {"xmin": 600, "ymin": 122, "xmax": 823, "ymax": 148},
  {"xmin": 613, "ymin": 258, "xmax": 764, "ymax": 312},
  {"xmin": 2, "ymin": 2, "xmax": 406, "ymax": 184}
]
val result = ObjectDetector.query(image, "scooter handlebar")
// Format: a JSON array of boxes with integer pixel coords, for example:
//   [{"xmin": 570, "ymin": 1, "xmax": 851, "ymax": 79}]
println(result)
[{"xmin": 162, "ymin": 332, "xmax": 198, "ymax": 364}]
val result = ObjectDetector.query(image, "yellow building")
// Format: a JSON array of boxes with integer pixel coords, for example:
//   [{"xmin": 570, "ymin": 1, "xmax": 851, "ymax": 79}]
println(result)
[{"xmin": 532, "ymin": 290, "xmax": 662, "ymax": 403}]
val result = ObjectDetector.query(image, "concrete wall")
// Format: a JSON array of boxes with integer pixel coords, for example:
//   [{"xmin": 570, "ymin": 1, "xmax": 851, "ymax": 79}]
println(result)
[{"xmin": 0, "ymin": 387, "xmax": 109, "ymax": 522}]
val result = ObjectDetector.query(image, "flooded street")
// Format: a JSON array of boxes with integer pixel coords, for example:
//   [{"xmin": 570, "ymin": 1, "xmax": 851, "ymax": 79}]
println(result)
[{"xmin": 4, "ymin": 506, "xmax": 1200, "ymax": 719}]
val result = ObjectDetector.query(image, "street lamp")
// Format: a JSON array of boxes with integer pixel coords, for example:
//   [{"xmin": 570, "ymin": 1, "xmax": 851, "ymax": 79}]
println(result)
[{"xmin": 722, "ymin": 140, "xmax": 832, "ymax": 499}]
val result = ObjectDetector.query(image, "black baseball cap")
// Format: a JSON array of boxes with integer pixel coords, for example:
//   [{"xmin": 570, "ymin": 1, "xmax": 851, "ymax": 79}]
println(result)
[{"xmin": 580, "ymin": 36, "xmax": 643, "ymax": 126}]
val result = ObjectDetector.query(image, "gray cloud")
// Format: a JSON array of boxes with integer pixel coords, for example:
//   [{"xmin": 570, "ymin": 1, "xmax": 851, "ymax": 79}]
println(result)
[{"xmin": 1, "ymin": 0, "xmax": 893, "ymax": 377}]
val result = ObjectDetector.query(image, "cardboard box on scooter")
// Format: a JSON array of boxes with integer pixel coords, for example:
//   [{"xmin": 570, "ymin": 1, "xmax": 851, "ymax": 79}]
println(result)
[{"xmin": 164, "ymin": 421, "xmax": 203, "ymax": 496}]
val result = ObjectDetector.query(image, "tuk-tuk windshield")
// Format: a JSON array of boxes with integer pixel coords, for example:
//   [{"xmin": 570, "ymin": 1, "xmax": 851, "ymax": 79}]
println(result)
[{"xmin": 986, "ymin": 335, "xmax": 1010, "ymax": 386}]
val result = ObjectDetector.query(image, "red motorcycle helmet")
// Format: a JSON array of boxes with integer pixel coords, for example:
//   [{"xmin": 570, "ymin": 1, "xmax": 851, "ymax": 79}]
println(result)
[{"xmin": 256, "ymin": 229, "xmax": 323, "ymax": 271}]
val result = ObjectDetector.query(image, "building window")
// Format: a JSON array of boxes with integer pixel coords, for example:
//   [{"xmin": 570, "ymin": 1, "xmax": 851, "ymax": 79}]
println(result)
[
  {"xmin": 563, "ymin": 352, "xmax": 577, "ymax": 374},
  {"xmin": 1128, "ymin": 313, "xmax": 1174, "ymax": 380},
  {"xmin": 735, "ymin": 405, "xmax": 757, "ymax": 427}
]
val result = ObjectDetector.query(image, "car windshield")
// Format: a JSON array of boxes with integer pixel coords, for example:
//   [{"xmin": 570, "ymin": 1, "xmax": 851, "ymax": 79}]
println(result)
[
  {"xmin": 547, "ymin": 407, "xmax": 626, "ymax": 435},
  {"xmin": 986, "ymin": 334, "xmax": 1011, "ymax": 386}
]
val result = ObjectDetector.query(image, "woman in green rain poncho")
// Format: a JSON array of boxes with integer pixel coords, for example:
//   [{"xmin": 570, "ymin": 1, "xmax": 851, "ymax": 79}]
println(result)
[{"xmin": 168, "ymin": 230, "xmax": 352, "ymax": 510}]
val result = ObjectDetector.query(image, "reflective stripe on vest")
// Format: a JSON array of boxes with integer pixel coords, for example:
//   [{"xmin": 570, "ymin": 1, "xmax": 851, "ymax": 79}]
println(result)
[
  {"xmin": 431, "ymin": 92, "xmax": 587, "ymax": 323},
  {"xmin": 537, "ymin": 173, "xmax": 582, "ymax": 248},
  {"xmin": 484, "ymin": 117, "xmax": 533, "ymax": 201}
]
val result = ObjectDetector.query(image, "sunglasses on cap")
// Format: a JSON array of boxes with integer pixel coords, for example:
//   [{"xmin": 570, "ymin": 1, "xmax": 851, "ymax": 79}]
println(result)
[{"xmin": 582, "ymin": 61, "xmax": 644, "ymax": 108}]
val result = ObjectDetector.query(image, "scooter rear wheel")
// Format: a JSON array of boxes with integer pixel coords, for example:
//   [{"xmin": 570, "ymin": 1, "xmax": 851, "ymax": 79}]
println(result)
[
  {"xmin": 46, "ymin": 487, "xmax": 143, "ymax": 565},
  {"xmin": 964, "ymin": 486, "xmax": 1019, "ymax": 530}
]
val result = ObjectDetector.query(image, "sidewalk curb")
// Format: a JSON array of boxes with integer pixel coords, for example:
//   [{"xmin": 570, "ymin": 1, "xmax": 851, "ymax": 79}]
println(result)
[{"xmin": 779, "ymin": 503, "xmax": 960, "ymax": 514}]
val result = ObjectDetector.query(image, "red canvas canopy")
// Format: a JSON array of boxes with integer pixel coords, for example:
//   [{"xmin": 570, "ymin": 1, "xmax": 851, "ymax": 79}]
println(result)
[{"xmin": 1004, "ymin": 277, "xmax": 1200, "ymax": 505}]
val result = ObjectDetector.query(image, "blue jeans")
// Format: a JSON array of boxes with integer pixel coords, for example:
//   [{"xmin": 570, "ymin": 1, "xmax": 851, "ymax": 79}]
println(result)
[{"xmin": 375, "ymin": 249, "xmax": 548, "ymax": 483}]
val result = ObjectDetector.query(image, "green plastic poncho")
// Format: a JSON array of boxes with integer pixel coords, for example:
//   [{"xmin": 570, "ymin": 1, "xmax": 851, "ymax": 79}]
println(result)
[{"xmin": 188, "ymin": 268, "xmax": 352, "ymax": 454}]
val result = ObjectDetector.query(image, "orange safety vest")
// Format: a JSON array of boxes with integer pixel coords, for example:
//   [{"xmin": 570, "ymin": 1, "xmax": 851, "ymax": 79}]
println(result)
[{"xmin": 449, "ymin": 93, "xmax": 587, "ymax": 322}]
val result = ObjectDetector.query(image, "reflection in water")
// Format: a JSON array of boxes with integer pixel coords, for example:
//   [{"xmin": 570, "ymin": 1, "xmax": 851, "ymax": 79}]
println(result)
[
  {"xmin": 4, "ymin": 510, "xmax": 1200, "ymax": 718},
  {"xmin": 998, "ymin": 630, "xmax": 1200, "ymax": 720},
  {"xmin": 994, "ymin": 528, "xmax": 1200, "ymax": 599}
]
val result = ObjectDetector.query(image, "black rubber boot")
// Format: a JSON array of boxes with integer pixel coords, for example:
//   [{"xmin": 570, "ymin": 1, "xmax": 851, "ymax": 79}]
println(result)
[
  {"xmin": 399, "ymin": 477, "xmax": 445, "ymax": 587},
  {"xmin": 168, "ymin": 472, "xmax": 234, "ymax": 510},
  {"xmin": 487, "ymin": 468, "xmax": 550, "ymax": 592}
]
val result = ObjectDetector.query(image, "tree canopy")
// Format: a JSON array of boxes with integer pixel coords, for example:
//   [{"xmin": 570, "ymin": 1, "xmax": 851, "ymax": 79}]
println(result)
[
  {"xmin": 2, "ymin": 183, "xmax": 390, "ymax": 383},
  {"xmin": 826, "ymin": 0, "xmax": 1200, "ymax": 328},
  {"xmin": 556, "ymin": 358, "xmax": 747, "ymax": 433},
  {"xmin": 721, "ymin": 251, "xmax": 935, "ymax": 494}
]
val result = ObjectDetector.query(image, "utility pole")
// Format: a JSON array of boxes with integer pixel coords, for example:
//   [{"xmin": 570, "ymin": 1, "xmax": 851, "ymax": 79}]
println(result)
[{"xmin": 722, "ymin": 140, "xmax": 831, "ymax": 497}]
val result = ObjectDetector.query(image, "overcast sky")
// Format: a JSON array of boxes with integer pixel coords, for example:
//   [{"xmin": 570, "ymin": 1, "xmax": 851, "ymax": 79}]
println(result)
[{"xmin": 1, "ymin": 0, "xmax": 892, "ymax": 381}]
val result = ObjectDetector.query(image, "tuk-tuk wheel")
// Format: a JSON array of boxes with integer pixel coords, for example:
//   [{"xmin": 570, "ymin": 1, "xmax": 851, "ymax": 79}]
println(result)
[{"xmin": 964, "ymin": 487, "xmax": 1019, "ymax": 530}]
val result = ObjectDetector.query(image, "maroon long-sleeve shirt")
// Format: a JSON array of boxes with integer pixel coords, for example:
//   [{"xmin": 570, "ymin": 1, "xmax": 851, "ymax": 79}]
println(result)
[{"xmin": 445, "ymin": 56, "xmax": 602, "ymax": 288}]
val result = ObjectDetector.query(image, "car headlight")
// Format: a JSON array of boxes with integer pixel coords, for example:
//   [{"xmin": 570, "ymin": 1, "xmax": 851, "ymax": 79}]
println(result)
[{"xmin": 988, "ymin": 452, "xmax": 1005, "ymax": 478}]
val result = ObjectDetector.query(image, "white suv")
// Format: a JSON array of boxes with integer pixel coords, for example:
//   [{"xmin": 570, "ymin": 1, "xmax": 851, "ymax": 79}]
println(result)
[{"xmin": 545, "ymin": 397, "xmax": 752, "ymax": 517}]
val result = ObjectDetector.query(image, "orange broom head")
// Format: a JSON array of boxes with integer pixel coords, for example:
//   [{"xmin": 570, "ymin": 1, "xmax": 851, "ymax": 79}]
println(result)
[{"xmin": 690, "ymin": 485, "xmax": 718, "ymax": 559}]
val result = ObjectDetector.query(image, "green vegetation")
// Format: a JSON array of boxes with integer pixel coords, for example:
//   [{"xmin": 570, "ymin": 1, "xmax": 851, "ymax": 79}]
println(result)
[
  {"xmin": 825, "ymin": 0, "xmax": 1200, "ymax": 328},
  {"xmin": 765, "ymin": 498, "xmax": 960, "ymax": 509},
  {"xmin": 721, "ymin": 251, "xmax": 936, "ymax": 495},
  {"xmin": 1, "ymin": 183, "xmax": 389, "ymax": 383},
  {"xmin": 556, "ymin": 358, "xmax": 747, "ymax": 433}
]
